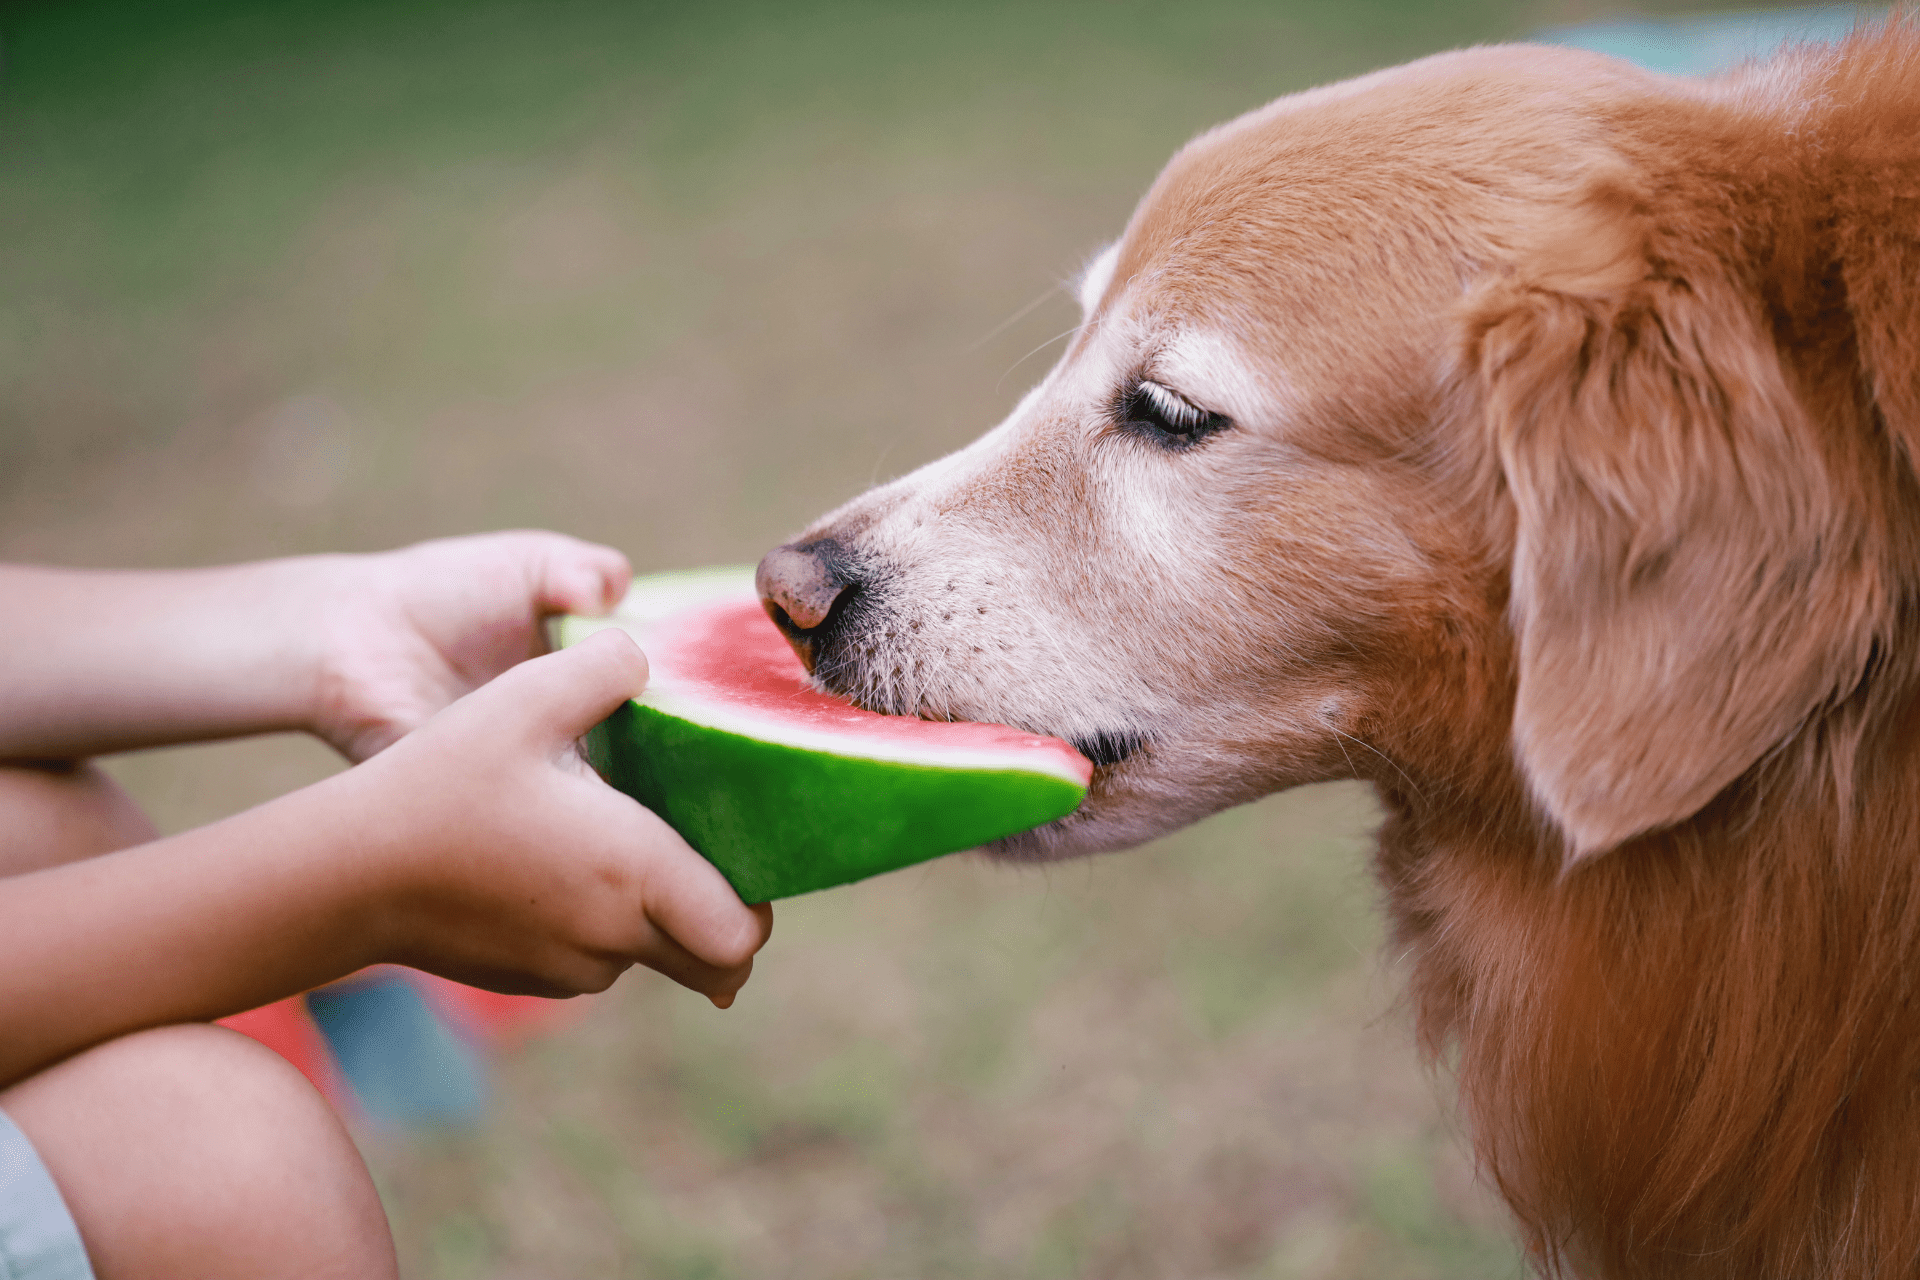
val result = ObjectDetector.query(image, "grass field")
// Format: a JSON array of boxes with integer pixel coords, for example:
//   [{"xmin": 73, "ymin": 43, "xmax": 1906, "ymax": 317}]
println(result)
[{"xmin": 0, "ymin": 1, "xmax": 1780, "ymax": 1274}]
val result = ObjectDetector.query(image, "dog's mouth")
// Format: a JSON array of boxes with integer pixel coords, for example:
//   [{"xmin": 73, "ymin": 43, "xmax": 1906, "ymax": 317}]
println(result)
[
  {"xmin": 1069, "ymin": 730, "xmax": 1146, "ymax": 768},
  {"xmin": 827, "ymin": 682, "xmax": 1147, "ymax": 771},
  {"xmin": 813, "ymin": 666, "xmax": 1146, "ymax": 772},
  {"xmin": 766, "ymin": 579, "xmax": 1147, "ymax": 772}
]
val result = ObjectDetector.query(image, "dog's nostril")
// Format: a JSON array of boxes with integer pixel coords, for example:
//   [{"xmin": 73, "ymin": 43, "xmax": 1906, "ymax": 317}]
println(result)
[{"xmin": 756, "ymin": 540, "xmax": 855, "ymax": 632}]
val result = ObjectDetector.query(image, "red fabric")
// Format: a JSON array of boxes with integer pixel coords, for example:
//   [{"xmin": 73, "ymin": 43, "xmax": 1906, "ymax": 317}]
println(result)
[
  {"xmin": 218, "ymin": 995, "xmax": 350, "ymax": 1106},
  {"xmin": 219, "ymin": 971, "xmax": 584, "ymax": 1106}
]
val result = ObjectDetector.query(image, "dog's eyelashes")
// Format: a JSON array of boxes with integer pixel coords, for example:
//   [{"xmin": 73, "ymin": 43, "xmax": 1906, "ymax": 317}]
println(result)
[{"xmin": 1117, "ymin": 379, "xmax": 1232, "ymax": 450}]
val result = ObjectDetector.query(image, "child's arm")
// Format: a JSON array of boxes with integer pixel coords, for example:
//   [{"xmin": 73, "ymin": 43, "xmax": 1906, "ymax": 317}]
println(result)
[
  {"xmin": 0, "ymin": 530, "xmax": 631, "ymax": 762},
  {"xmin": 0, "ymin": 630, "xmax": 773, "ymax": 1090}
]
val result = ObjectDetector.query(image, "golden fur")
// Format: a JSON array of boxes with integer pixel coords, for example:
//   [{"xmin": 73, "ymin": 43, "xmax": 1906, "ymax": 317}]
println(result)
[{"xmin": 765, "ymin": 21, "xmax": 1920, "ymax": 1277}]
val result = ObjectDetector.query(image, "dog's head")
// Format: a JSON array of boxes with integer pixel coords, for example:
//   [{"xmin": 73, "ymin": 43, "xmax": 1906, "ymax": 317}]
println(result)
[{"xmin": 757, "ymin": 43, "xmax": 1914, "ymax": 863}]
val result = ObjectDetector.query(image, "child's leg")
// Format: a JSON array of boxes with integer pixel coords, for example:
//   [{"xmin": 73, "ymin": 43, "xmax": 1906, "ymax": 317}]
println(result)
[
  {"xmin": 0, "ymin": 761, "xmax": 156, "ymax": 875},
  {"xmin": 1, "ymin": 765, "xmax": 398, "ymax": 1278},
  {"xmin": 1, "ymin": 1025, "xmax": 398, "ymax": 1280}
]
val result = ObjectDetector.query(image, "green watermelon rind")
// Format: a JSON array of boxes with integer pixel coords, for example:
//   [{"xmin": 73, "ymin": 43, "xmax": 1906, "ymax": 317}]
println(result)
[
  {"xmin": 585, "ymin": 700, "xmax": 1087, "ymax": 902},
  {"xmin": 557, "ymin": 568, "xmax": 1090, "ymax": 902}
]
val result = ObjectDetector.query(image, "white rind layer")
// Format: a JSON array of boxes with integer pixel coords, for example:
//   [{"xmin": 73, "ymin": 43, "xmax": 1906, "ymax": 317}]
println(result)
[{"xmin": 557, "ymin": 568, "xmax": 1089, "ymax": 787}]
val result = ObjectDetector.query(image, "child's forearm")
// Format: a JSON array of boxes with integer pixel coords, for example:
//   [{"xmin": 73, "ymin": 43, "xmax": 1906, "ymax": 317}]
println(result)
[
  {"xmin": 0, "ymin": 767, "xmax": 391, "ymax": 1087},
  {"xmin": 0, "ymin": 561, "xmax": 330, "ymax": 761}
]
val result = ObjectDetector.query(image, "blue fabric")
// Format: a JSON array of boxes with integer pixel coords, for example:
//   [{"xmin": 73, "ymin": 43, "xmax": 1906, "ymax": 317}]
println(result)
[
  {"xmin": 0, "ymin": 1108, "xmax": 93, "ymax": 1280},
  {"xmin": 1536, "ymin": 5, "xmax": 1872, "ymax": 76},
  {"xmin": 305, "ymin": 975, "xmax": 488, "ymax": 1127}
]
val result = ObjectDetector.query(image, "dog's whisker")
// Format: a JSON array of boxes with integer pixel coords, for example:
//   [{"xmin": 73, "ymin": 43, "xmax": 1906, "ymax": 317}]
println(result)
[
  {"xmin": 1329, "ymin": 730, "xmax": 1360, "ymax": 781},
  {"xmin": 995, "ymin": 323, "xmax": 1083, "ymax": 392},
  {"xmin": 865, "ymin": 438, "xmax": 899, "ymax": 488},
  {"xmin": 964, "ymin": 283, "xmax": 1067, "ymax": 354},
  {"xmin": 1329, "ymin": 726, "xmax": 1426, "ymax": 802}
]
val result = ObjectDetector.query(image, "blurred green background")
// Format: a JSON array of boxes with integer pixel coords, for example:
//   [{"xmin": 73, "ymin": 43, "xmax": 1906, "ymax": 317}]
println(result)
[{"xmin": 0, "ymin": 1, "xmax": 1787, "ymax": 1275}]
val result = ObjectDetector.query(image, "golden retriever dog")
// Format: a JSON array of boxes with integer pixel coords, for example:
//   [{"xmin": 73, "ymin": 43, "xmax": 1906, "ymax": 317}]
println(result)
[{"xmin": 755, "ymin": 19, "xmax": 1920, "ymax": 1279}]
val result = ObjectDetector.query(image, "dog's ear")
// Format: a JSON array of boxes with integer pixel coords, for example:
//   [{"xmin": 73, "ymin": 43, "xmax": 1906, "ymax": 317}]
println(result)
[{"xmin": 1464, "ymin": 178, "xmax": 1884, "ymax": 862}]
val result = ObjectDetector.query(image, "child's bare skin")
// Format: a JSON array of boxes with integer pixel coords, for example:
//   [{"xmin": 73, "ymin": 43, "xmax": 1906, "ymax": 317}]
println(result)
[{"xmin": 0, "ymin": 531, "xmax": 775, "ymax": 1280}]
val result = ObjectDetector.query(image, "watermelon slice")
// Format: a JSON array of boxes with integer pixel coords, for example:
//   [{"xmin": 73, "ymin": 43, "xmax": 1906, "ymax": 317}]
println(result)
[{"xmin": 553, "ymin": 567, "xmax": 1091, "ymax": 902}]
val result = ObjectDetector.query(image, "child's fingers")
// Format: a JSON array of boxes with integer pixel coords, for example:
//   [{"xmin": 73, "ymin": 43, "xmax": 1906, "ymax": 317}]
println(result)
[
  {"xmin": 589, "ymin": 795, "xmax": 774, "ymax": 975},
  {"xmin": 583, "ymin": 795, "xmax": 773, "ymax": 984},
  {"xmin": 547, "ymin": 804, "xmax": 769, "ymax": 1003},
  {"xmin": 479, "ymin": 628, "xmax": 650, "ymax": 748},
  {"xmin": 524, "ymin": 533, "xmax": 631, "ymax": 618},
  {"xmin": 537, "ymin": 729, "xmax": 772, "ymax": 979},
  {"xmin": 640, "ymin": 841, "xmax": 774, "ymax": 976},
  {"xmin": 629, "ymin": 928, "xmax": 758, "ymax": 1008}
]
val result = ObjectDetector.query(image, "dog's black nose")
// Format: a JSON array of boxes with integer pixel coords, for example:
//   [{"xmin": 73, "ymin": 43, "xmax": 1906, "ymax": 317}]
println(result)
[{"xmin": 756, "ymin": 539, "xmax": 856, "ymax": 634}]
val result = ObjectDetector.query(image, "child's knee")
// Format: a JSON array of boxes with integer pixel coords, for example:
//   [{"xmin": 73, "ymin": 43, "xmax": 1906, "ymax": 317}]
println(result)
[
  {"xmin": 0, "ymin": 761, "xmax": 157, "ymax": 874},
  {"xmin": 1, "ymin": 1024, "xmax": 396, "ymax": 1280}
]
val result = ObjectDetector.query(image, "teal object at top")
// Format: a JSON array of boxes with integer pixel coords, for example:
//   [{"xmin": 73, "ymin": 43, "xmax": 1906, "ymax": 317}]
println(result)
[{"xmin": 1537, "ymin": 5, "xmax": 1873, "ymax": 75}]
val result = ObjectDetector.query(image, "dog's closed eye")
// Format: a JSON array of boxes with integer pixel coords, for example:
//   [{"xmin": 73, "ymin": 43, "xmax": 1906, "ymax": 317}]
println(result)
[{"xmin": 1116, "ymin": 379, "xmax": 1232, "ymax": 451}]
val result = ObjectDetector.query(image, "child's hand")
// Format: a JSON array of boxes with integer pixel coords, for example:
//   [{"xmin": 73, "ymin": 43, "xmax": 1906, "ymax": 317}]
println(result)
[
  {"xmin": 344, "ymin": 628, "xmax": 773, "ymax": 1006},
  {"xmin": 0, "ymin": 530, "xmax": 626, "ymax": 763},
  {"xmin": 308, "ymin": 532, "xmax": 631, "ymax": 762},
  {"xmin": 0, "ymin": 626, "xmax": 771, "ymax": 1087}
]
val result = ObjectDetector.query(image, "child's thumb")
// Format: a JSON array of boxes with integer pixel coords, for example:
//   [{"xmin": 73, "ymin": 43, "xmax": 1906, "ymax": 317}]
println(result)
[{"xmin": 492, "ymin": 627, "xmax": 650, "ymax": 745}]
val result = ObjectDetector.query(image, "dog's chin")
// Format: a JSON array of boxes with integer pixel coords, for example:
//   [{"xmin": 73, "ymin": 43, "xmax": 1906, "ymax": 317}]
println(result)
[
  {"xmin": 981, "ymin": 766, "xmax": 1189, "ymax": 862},
  {"xmin": 984, "ymin": 813, "xmax": 1120, "ymax": 863},
  {"xmin": 970, "ymin": 730, "xmax": 1158, "ymax": 862}
]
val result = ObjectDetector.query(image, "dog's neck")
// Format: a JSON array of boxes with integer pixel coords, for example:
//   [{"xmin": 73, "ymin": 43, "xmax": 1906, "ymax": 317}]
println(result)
[{"xmin": 1368, "ymin": 604, "xmax": 1920, "ymax": 1277}]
